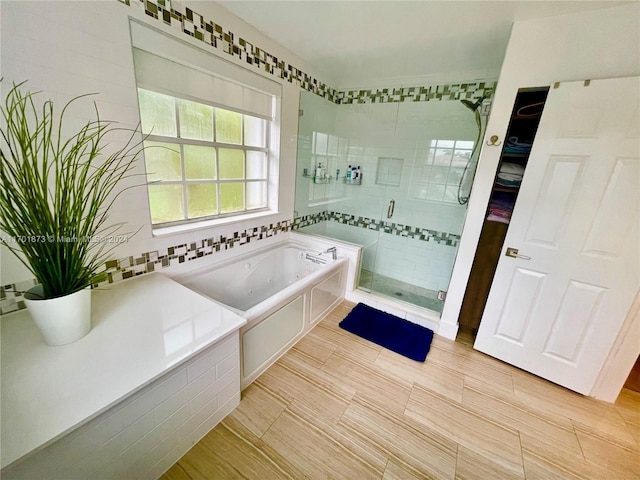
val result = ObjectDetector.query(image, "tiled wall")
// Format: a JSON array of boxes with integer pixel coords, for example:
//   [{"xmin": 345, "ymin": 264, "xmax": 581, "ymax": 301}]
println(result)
[
  {"xmin": 0, "ymin": 220, "xmax": 291, "ymax": 315},
  {"xmin": 336, "ymin": 82, "xmax": 495, "ymax": 104},
  {"xmin": 294, "ymin": 211, "xmax": 460, "ymax": 292},
  {"xmin": 0, "ymin": 0, "xmax": 491, "ymax": 314},
  {"xmin": 121, "ymin": 0, "xmax": 341, "ymax": 103},
  {"xmin": 293, "ymin": 211, "xmax": 460, "ymax": 247},
  {"xmin": 122, "ymin": 0, "xmax": 495, "ymax": 106}
]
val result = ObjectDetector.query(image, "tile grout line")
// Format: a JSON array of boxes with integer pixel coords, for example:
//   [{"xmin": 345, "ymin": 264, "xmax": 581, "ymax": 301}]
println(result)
[{"xmin": 517, "ymin": 430, "xmax": 527, "ymax": 480}]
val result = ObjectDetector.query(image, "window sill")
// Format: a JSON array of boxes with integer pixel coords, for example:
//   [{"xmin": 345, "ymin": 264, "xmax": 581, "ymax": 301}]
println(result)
[{"xmin": 152, "ymin": 210, "xmax": 278, "ymax": 238}]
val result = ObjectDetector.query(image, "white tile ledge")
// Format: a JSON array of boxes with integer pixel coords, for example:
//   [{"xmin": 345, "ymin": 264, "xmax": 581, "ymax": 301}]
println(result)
[{"xmin": 0, "ymin": 273, "xmax": 246, "ymax": 470}]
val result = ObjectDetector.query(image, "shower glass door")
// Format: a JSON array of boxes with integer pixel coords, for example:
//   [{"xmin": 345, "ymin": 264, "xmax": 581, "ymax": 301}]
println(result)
[
  {"xmin": 294, "ymin": 86, "xmax": 491, "ymax": 315},
  {"xmin": 353, "ymin": 98, "xmax": 481, "ymax": 313}
]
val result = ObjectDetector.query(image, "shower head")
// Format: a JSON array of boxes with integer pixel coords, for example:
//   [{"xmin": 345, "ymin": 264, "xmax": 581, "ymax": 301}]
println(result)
[{"xmin": 461, "ymin": 98, "xmax": 483, "ymax": 112}]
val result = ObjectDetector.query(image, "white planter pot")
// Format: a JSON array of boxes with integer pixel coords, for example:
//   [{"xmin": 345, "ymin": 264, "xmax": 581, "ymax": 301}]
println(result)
[{"xmin": 24, "ymin": 286, "xmax": 92, "ymax": 346}]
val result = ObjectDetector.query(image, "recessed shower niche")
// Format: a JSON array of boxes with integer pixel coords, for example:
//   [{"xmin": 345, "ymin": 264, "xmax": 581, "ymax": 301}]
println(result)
[{"xmin": 376, "ymin": 157, "xmax": 403, "ymax": 187}]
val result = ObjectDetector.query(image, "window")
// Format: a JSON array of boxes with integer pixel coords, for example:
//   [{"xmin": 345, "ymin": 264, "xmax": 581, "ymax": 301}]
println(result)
[
  {"xmin": 411, "ymin": 139, "xmax": 474, "ymax": 203},
  {"xmin": 130, "ymin": 27, "xmax": 280, "ymax": 229},
  {"xmin": 138, "ymin": 89, "xmax": 270, "ymax": 225}
]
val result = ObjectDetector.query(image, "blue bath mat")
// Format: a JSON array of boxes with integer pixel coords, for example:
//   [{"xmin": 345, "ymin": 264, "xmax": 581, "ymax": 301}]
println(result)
[{"xmin": 339, "ymin": 303, "xmax": 434, "ymax": 362}]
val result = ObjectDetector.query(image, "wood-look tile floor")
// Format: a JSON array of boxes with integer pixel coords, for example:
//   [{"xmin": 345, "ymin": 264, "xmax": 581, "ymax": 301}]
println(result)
[{"xmin": 162, "ymin": 301, "xmax": 640, "ymax": 480}]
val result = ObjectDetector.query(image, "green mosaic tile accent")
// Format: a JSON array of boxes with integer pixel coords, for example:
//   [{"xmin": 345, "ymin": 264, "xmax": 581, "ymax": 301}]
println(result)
[
  {"xmin": 3, "ymin": 219, "xmax": 292, "ymax": 314},
  {"xmin": 119, "ymin": 0, "xmax": 495, "ymax": 105},
  {"xmin": 293, "ymin": 211, "xmax": 461, "ymax": 247}
]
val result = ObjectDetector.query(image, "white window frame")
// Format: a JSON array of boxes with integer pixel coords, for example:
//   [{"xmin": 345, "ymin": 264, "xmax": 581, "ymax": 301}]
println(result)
[
  {"xmin": 129, "ymin": 20, "xmax": 282, "ymax": 235},
  {"xmin": 411, "ymin": 139, "xmax": 474, "ymax": 204},
  {"xmin": 139, "ymin": 86, "xmax": 271, "ymax": 227}
]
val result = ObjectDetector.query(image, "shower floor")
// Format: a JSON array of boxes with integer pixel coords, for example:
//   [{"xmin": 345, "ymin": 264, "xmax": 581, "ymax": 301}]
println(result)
[{"xmin": 358, "ymin": 269, "xmax": 444, "ymax": 314}]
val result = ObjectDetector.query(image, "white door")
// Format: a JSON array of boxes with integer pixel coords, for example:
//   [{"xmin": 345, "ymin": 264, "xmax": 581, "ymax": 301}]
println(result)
[{"xmin": 474, "ymin": 77, "xmax": 640, "ymax": 395}]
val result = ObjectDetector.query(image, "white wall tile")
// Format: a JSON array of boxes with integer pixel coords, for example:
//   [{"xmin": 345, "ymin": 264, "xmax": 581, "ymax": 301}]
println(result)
[{"xmin": 186, "ymin": 333, "xmax": 238, "ymax": 381}]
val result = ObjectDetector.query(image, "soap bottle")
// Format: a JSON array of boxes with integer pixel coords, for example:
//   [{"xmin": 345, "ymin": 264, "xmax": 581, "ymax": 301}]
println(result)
[
  {"xmin": 346, "ymin": 165, "xmax": 352, "ymax": 183},
  {"xmin": 316, "ymin": 163, "xmax": 323, "ymax": 182},
  {"xmin": 356, "ymin": 165, "xmax": 361, "ymax": 183}
]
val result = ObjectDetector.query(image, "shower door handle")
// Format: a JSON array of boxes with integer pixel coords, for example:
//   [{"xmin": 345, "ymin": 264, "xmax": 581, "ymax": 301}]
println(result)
[{"xmin": 387, "ymin": 199, "xmax": 395, "ymax": 219}]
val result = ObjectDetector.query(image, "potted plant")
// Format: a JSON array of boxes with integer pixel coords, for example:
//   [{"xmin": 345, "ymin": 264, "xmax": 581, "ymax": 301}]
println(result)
[{"xmin": 0, "ymin": 82, "xmax": 143, "ymax": 345}]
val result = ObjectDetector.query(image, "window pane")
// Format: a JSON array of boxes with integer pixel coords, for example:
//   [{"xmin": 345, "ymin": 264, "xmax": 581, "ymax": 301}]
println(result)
[
  {"xmin": 138, "ymin": 89, "xmax": 176, "ymax": 137},
  {"xmin": 148, "ymin": 184, "xmax": 184, "ymax": 224},
  {"xmin": 426, "ymin": 148, "xmax": 436, "ymax": 164},
  {"xmin": 219, "ymin": 148, "xmax": 244, "ymax": 179},
  {"xmin": 448, "ymin": 167, "xmax": 464, "ymax": 184},
  {"xmin": 452, "ymin": 149, "xmax": 472, "ymax": 167},
  {"xmin": 433, "ymin": 148, "xmax": 453, "ymax": 166},
  {"xmin": 244, "ymin": 115, "xmax": 267, "ymax": 147},
  {"xmin": 431, "ymin": 166, "xmax": 450, "ymax": 184},
  {"xmin": 215, "ymin": 108, "xmax": 242, "ymax": 144},
  {"xmin": 444, "ymin": 185, "xmax": 459, "ymax": 203},
  {"xmin": 328, "ymin": 134, "xmax": 339, "ymax": 155},
  {"xmin": 456, "ymin": 140, "xmax": 474, "ymax": 150},
  {"xmin": 247, "ymin": 181, "xmax": 267, "ymax": 209},
  {"xmin": 314, "ymin": 132, "xmax": 328, "ymax": 154},
  {"xmin": 426, "ymin": 184, "xmax": 445, "ymax": 201},
  {"xmin": 184, "ymin": 145, "xmax": 216, "ymax": 180},
  {"xmin": 178, "ymin": 100, "xmax": 213, "ymax": 141},
  {"xmin": 187, "ymin": 183, "xmax": 217, "ymax": 218},
  {"xmin": 246, "ymin": 151, "xmax": 267, "ymax": 179},
  {"xmin": 220, "ymin": 183, "xmax": 245, "ymax": 213},
  {"xmin": 437, "ymin": 140, "xmax": 455, "ymax": 148},
  {"xmin": 143, "ymin": 141, "xmax": 181, "ymax": 182}
]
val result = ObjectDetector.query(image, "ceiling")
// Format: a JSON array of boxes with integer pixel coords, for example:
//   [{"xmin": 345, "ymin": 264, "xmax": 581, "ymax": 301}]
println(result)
[{"xmin": 217, "ymin": 1, "xmax": 632, "ymax": 88}]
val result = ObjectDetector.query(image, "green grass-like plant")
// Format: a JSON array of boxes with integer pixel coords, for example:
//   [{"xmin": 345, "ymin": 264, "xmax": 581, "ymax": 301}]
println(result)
[{"xmin": 0, "ymin": 82, "xmax": 144, "ymax": 299}]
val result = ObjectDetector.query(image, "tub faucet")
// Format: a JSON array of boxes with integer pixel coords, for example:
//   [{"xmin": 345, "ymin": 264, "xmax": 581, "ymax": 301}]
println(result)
[{"xmin": 323, "ymin": 247, "xmax": 337, "ymax": 260}]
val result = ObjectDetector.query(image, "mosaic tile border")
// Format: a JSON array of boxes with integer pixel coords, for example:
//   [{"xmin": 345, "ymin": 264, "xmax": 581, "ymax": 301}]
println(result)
[
  {"xmin": 119, "ymin": 0, "xmax": 495, "ymax": 105},
  {"xmin": 120, "ymin": 0, "xmax": 340, "ymax": 102},
  {"xmin": 0, "ymin": 220, "xmax": 291, "ymax": 315},
  {"xmin": 292, "ymin": 211, "xmax": 461, "ymax": 246},
  {"xmin": 337, "ymin": 82, "xmax": 496, "ymax": 105}
]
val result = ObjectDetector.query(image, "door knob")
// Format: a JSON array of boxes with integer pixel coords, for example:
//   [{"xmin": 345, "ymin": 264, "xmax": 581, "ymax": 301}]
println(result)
[{"xmin": 505, "ymin": 247, "xmax": 531, "ymax": 260}]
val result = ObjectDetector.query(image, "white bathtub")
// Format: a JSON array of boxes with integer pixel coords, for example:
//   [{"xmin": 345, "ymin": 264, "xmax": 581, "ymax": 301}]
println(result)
[{"xmin": 174, "ymin": 239, "xmax": 348, "ymax": 388}]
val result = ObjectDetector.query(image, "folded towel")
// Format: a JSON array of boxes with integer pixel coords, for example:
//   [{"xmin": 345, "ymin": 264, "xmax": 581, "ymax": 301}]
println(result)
[
  {"xmin": 504, "ymin": 137, "xmax": 532, "ymax": 155},
  {"xmin": 506, "ymin": 137, "xmax": 532, "ymax": 148},
  {"xmin": 498, "ymin": 173, "xmax": 523, "ymax": 182},
  {"xmin": 496, "ymin": 178, "xmax": 521, "ymax": 188},
  {"xmin": 487, "ymin": 208, "xmax": 512, "ymax": 224},
  {"xmin": 499, "ymin": 162, "xmax": 525, "ymax": 175}
]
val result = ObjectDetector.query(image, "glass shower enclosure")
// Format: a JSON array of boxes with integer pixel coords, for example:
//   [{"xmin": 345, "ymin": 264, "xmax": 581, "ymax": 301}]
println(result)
[{"xmin": 293, "ymin": 86, "xmax": 492, "ymax": 315}]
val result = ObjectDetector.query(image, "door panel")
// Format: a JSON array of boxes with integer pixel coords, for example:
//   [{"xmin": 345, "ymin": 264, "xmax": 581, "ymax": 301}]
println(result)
[
  {"xmin": 524, "ymin": 155, "xmax": 587, "ymax": 247},
  {"xmin": 474, "ymin": 77, "xmax": 640, "ymax": 395},
  {"xmin": 494, "ymin": 267, "xmax": 547, "ymax": 344},
  {"xmin": 583, "ymin": 157, "xmax": 639, "ymax": 257},
  {"xmin": 542, "ymin": 280, "xmax": 606, "ymax": 364}
]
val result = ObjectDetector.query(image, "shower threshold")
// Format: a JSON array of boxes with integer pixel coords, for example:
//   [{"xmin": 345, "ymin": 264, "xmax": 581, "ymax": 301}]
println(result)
[{"xmin": 358, "ymin": 269, "xmax": 444, "ymax": 314}]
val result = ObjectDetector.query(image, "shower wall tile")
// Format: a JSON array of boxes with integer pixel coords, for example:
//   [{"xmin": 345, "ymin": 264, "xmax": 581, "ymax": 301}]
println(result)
[
  {"xmin": 294, "ymin": 210, "xmax": 461, "ymax": 249},
  {"xmin": 336, "ymin": 82, "xmax": 496, "ymax": 105},
  {"xmin": 293, "ymin": 211, "xmax": 460, "ymax": 291}
]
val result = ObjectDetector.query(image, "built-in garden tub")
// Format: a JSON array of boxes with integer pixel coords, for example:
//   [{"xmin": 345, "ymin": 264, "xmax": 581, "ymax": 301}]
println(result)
[{"xmin": 174, "ymin": 238, "xmax": 349, "ymax": 388}]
